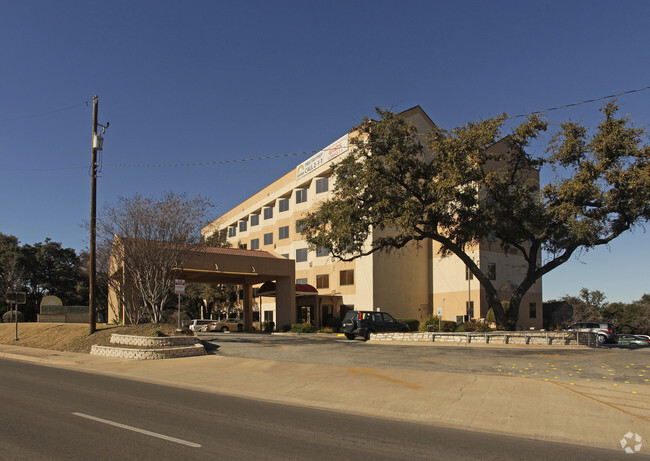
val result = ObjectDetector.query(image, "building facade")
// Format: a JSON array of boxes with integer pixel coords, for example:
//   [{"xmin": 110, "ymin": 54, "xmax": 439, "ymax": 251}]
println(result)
[{"xmin": 202, "ymin": 106, "xmax": 543, "ymax": 330}]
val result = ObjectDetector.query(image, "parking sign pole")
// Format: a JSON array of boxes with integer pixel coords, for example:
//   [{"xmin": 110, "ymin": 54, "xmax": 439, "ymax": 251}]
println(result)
[
  {"xmin": 175, "ymin": 279, "xmax": 185, "ymax": 332},
  {"xmin": 177, "ymin": 293, "xmax": 181, "ymax": 331},
  {"xmin": 14, "ymin": 300, "xmax": 18, "ymax": 341}
]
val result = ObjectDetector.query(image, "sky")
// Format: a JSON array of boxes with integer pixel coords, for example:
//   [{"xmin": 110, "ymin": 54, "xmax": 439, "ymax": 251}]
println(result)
[{"xmin": 1, "ymin": 0, "xmax": 648, "ymax": 304}]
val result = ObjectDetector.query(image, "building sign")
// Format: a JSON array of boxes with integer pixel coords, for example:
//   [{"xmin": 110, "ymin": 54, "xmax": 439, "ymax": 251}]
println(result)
[
  {"xmin": 296, "ymin": 134, "xmax": 349, "ymax": 181},
  {"xmin": 40, "ymin": 305, "xmax": 89, "ymax": 314}
]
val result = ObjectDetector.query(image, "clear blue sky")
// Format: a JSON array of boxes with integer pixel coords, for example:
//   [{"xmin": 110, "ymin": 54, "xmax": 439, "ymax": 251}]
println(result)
[{"xmin": 1, "ymin": 0, "xmax": 648, "ymax": 303}]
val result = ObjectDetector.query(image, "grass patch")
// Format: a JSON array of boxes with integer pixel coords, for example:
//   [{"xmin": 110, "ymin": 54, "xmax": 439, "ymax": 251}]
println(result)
[{"xmin": 0, "ymin": 323, "xmax": 190, "ymax": 354}]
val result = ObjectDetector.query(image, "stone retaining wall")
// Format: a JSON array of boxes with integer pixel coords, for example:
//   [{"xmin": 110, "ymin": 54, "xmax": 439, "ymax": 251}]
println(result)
[
  {"xmin": 110, "ymin": 334, "xmax": 199, "ymax": 347},
  {"xmin": 91, "ymin": 344, "xmax": 206, "ymax": 360},
  {"xmin": 371, "ymin": 331, "xmax": 597, "ymax": 346}
]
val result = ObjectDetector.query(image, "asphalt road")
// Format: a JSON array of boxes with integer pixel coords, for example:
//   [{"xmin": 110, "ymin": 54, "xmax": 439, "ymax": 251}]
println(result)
[
  {"xmin": 0, "ymin": 358, "xmax": 637, "ymax": 460},
  {"xmin": 199, "ymin": 332, "xmax": 650, "ymax": 384}
]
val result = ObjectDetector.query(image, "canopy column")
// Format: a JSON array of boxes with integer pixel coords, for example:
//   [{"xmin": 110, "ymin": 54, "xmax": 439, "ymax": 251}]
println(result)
[{"xmin": 243, "ymin": 283, "xmax": 254, "ymax": 331}]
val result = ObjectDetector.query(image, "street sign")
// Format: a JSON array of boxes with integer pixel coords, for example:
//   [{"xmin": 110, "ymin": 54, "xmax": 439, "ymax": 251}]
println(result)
[
  {"xmin": 437, "ymin": 308, "xmax": 442, "ymax": 316},
  {"xmin": 6, "ymin": 292, "xmax": 26, "ymax": 304},
  {"xmin": 174, "ymin": 279, "xmax": 185, "ymax": 295}
]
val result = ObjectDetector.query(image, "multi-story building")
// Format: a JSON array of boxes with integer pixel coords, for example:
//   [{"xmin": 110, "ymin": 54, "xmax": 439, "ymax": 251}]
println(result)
[{"xmin": 202, "ymin": 106, "xmax": 543, "ymax": 330}]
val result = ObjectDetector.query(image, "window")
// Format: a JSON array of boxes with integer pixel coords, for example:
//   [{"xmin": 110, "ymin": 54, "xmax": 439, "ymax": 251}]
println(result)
[
  {"xmin": 296, "ymin": 278, "xmax": 308, "ymax": 285},
  {"xmin": 381, "ymin": 313, "xmax": 395, "ymax": 322},
  {"xmin": 340, "ymin": 269, "xmax": 354, "ymax": 286},
  {"xmin": 281, "ymin": 253, "xmax": 289, "ymax": 259},
  {"xmin": 315, "ymin": 177, "xmax": 328, "ymax": 194},
  {"xmin": 316, "ymin": 274, "xmax": 329, "ymax": 289},
  {"xmin": 296, "ymin": 189, "xmax": 307, "ymax": 204},
  {"xmin": 465, "ymin": 266, "xmax": 473, "ymax": 280},
  {"xmin": 238, "ymin": 243, "xmax": 247, "ymax": 249},
  {"xmin": 239, "ymin": 221, "xmax": 247, "ymax": 232},
  {"xmin": 529, "ymin": 302, "xmax": 537, "ymax": 319},
  {"xmin": 250, "ymin": 239, "xmax": 259, "ymax": 250},
  {"xmin": 263, "ymin": 207, "xmax": 273, "ymax": 220},
  {"xmin": 316, "ymin": 246, "xmax": 329, "ymax": 257},
  {"xmin": 296, "ymin": 220, "xmax": 305, "ymax": 233},
  {"xmin": 487, "ymin": 263, "xmax": 496, "ymax": 281},
  {"xmin": 466, "ymin": 301, "xmax": 474, "ymax": 319},
  {"xmin": 278, "ymin": 198, "xmax": 289, "ymax": 212},
  {"xmin": 279, "ymin": 226, "xmax": 289, "ymax": 240},
  {"xmin": 296, "ymin": 248, "xmax": 308, "ymax": 262},
  {"xmin": 250, "ymin": 214, "xmax": 259, "ymax": 226},
  {"xmin": 228, "ymin": 226, "xmax": 236, "ymax": 237},
  {"xmin": 264, "ymin": 233, "xmax": 273, "ymax": 245}
]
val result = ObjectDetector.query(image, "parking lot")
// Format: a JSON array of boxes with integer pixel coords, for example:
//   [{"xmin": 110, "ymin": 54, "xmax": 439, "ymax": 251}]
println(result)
[{"xmin": 197, "ymin": 332, "xmax": 650, "ymax": 387}]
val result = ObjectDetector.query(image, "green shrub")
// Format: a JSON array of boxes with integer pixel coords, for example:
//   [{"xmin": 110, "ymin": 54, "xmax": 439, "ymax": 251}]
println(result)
[
  {"xmin": 262, "ymin": 321, "xmax": 275, "ymax": 332},
  {"xmin": 290, "ymin": 322, "xmax": 315, "ymax": 333},
  {"xmin": 455, "ymin": 320, "xmax": 493, "ymax": 332},
  {"xmin": 419, "ymin": 315, "xmax": 456, "ymax": 332},
  {"xmin": 397, "ymin": 318, "xmax": 419, "ymax": 332},
  {"xmin": 486, "ymin": 308, "xmax": 496, "ymax": 323},
  {"xmin": 280, "ymin": 324, "xmax": 291, "ymax": 332}
]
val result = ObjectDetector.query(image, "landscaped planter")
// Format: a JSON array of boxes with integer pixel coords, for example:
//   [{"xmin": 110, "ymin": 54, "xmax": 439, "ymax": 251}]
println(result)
[
  {"xmin": 91, "ymin": 343, "xmax": 206, "ymax": 360},
  {"xmin": 90, "ymin": 333, "xmax": 206, "ymax": 360}
]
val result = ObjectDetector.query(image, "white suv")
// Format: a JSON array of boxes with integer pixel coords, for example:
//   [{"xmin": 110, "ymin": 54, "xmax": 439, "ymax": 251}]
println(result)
[{"xmin": 567, "ymin": 322, "xmax": 618, "ymax": 345}]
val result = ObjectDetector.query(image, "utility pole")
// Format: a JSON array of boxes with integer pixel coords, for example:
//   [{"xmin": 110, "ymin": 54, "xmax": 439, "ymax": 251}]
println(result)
[
  {"xmin": 89, "ymin": 96, "xmax": 108, "ymax": 333},
  {"xmin": 89, "ymin": 95, "xmax": 99, "ymax": 334}
]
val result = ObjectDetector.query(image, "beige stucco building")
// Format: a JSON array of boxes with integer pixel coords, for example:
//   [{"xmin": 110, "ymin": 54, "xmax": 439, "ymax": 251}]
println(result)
[{"xmin": 202, "ymin": 106, "xmax": 543, "ymax": 330}]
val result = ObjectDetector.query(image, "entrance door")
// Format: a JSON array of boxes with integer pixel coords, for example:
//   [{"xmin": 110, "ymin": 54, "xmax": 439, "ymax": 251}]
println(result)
[{"xmin": 298, "ymin": 305, "xmax": 313, "ymax": 324}]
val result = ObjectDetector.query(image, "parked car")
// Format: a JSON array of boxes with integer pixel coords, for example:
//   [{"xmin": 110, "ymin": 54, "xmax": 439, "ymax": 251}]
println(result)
[
  {"xmin": 189, "ymin": 319, "xmax": 213, "ymax": 332},
  {"xmin": 341, "ymin": 310, "xmax": 409, "ymax": 340},
  {"xmin": 566, "ymin": 322, "xmax": 618, "ymax": 345},
  {"xmin": 207, "ymin": 319, "xmax": 257, "ymax": 332},
  {"xmin": 207, "ymin": 319, "xmax": 243, "ymax": 332},
  {"xmin": 617, "ymin": 334, "xmax": 649, "ymax": 346}
]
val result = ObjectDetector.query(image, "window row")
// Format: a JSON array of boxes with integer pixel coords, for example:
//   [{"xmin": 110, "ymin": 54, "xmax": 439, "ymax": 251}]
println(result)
[
  {"xmin": 296, "ymin": 269, "xmax": 354, "ymax": 288},
  {"xmin": 226, "ymin": 178, "xmax": 329, "ymax": 237},
  {"xmin": 245, "ymin": 237, "xmax": 329, "ymax": 258},
  {"xmin": 465, "ymin": 263, "xmax": 497, "ymax": 281}
]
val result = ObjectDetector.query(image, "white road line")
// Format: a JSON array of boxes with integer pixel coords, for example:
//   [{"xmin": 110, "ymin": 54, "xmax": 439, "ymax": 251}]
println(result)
[{"xmin": 72, "ymin": 412, "xmax": 201, "ymax": 448}]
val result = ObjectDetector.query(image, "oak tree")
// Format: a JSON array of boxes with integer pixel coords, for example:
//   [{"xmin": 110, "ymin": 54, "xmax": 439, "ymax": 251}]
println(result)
[{"xmin": 302, "ymin": 103, "xmax": 650, "ymax": 329}]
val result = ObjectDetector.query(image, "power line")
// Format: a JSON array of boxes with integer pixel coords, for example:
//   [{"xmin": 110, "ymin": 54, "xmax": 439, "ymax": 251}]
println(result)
[
  {"xmin": 0, "ymin": 100, "xmax": 89, "ymax": 123},
  {"xmin": 2, "ymin": 85, "xmax": 649, "ymax": 171},
  {"xmin": 509, "ymin": 85, "xmax": 650, "ymax": 119},
  {"xmin": 102, "ymin": 150, "xmax": 316, "ymax": 168}
]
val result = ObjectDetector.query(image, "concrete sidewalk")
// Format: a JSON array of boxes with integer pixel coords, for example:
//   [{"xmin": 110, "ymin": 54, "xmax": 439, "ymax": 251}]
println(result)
[{"xmin": 1, "ymin": 342, "xmax": 649, "ymax": 453}]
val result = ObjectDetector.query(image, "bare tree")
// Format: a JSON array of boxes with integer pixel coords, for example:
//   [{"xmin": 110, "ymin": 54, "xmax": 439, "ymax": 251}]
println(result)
[
  {"xmin": 99, "ymin": 192, "xmax": 212, "ymax": 324},
  {"xmin": 0, "ymin": 233, "xmax": 23, "ymax": 304}
]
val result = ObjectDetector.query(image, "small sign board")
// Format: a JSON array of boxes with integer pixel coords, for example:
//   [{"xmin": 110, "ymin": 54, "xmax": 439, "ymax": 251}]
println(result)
[
  {"xmin": 174, "ymin": 279, "xmax": 185, "ymax": 295},
  {"xmin": 6, "ymin": 291, "xmax": 26, "ymax": 304},
  {"xmin": 437, "ymin": 308, "xmax": 442, "ymax": 316}
]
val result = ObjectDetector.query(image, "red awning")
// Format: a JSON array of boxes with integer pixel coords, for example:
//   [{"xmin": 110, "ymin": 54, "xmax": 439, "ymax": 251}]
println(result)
[{"xmin": 257, "ymin": 281, "xmax": 318, "ymax": 297}]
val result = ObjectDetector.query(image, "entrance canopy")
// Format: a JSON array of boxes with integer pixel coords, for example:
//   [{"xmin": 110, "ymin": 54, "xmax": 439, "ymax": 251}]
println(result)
[
  {"xmin": 108, "ymin": 239, "xmax": 296, "ymax": 328},
  {"xmin": 257, "ymin": 281, "xmax": 318, "ymax": 297}
]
